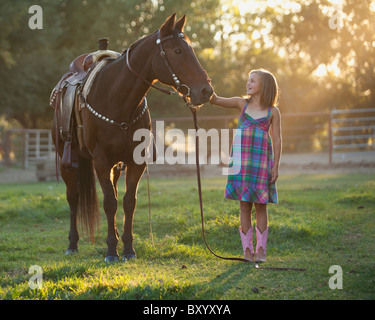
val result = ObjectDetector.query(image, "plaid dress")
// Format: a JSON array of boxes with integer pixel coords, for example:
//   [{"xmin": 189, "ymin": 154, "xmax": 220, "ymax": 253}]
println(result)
[{"xmin": 225, "ymin": 103, "xmax": 278, "ymax": 204}]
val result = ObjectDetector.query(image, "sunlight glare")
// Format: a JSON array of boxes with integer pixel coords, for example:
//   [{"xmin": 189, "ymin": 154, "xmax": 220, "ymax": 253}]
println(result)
[
  {"xmin": 231, "ymin": 0, "xmax": 262, "ymax": 14},
  {"xmin": 252, "ymin": 30, "xmax": 261, "ymax": 40},
  {"xmin": 327, "ymin": 0, "xmax": 344, "ymax": 5},
  {"xmin": 314, "ymin": 64, "xmax": 327, "ymax": 77},
  {"xmin": 314, "ymin": 61, "xmax": 341, "ymax": 78},
  {"xmin": 231, "ymin": 0, "xmax": 301, "ymax": 14}
]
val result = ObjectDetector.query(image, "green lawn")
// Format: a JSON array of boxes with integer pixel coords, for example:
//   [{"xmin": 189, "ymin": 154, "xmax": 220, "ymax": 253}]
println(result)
[{"xmin": 0, "ymin": 172, "xmax": 374, "ymax": 300}]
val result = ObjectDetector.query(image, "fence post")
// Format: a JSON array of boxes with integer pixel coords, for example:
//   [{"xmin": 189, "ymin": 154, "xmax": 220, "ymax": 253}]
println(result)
[
  {"xmin": 3, "ymin": 130, "xmax": 11, "ymax": 167},
  {"xmin": 48, "ymin": 131, "xmax": 53, "ymax": 155},
  {"xmin": 23, "ymin": 130, "xmax": 28, "ymax": 169},
  {"xmin": 329, "ymin": 110, "xmax": 333, "ymax": 166},
  {"xmin": 36, "ymin": 131, "xmax": 40, "ymax": 159}
]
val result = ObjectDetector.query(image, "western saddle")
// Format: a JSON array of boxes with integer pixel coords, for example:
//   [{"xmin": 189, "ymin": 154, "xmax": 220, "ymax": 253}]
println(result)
[{"xmin": 50, "ymin": 38, "xmax": 120, "ymax": 169}]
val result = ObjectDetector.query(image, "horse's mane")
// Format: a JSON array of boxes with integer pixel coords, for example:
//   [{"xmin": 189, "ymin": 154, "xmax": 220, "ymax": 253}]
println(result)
[{"xmin": 121, "ymin": 30, "xmax": 158, "ymax": 55}]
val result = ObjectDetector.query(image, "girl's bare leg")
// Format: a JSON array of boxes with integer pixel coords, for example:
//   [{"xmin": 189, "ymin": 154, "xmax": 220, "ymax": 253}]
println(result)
[
  {"xmin": 240, "ymin": 201, "xmax": 254, "ymax": 260},
  {"xmin": 254, "ymin": 203, "xmax": 268, "ymax": 233},
  {"xmin": 240, "ymin": 201, "xmax": 253, "ymax": 233},
  {"xmin": 254, "ymin": 203, "xmax": 268, "ymax": 261}
]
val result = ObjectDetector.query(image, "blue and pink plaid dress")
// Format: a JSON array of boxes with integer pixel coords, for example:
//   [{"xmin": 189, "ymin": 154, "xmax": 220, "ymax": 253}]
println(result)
[{"xmin": 225, "ymin": 102, "xmax": 278, "ymax": 204}]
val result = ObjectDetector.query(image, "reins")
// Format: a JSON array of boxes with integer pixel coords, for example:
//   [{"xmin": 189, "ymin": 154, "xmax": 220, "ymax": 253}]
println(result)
[{"xmin": 126, "ymin": 48, "xmax": 175, "ymax": 96}]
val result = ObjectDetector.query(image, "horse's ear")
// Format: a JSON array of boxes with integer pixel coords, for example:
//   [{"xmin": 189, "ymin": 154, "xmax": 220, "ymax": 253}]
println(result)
[
  {"xmin": 174, "ymin": 15, "xmax": 186, "ymax": 33},
  {"xmin": 160, "ymin": 13, "xmax": 176, "ymax": 37}
]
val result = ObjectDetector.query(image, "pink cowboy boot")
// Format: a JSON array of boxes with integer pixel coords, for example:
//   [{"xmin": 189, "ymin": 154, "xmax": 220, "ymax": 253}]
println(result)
[
  {"xmin": 255, "ymin": 226, "xmax": 269, "ymax": 263},
  {"xmin": 239, "ymin": 227, "xmax": 254, "ymax": 262}
]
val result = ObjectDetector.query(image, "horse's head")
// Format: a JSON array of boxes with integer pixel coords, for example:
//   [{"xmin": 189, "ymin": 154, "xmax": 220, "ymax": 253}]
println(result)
[{"xmin": 152, "ymin": 14, "xmax": 213, "ymax": 106}]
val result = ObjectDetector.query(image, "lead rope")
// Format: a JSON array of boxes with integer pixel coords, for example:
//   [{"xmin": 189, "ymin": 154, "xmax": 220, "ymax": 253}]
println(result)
[
  {"xmin": 146, "ymin": 162, "xmax": 155, "ymax": 250},
  {"xmin": 190, "ymin": 107, "xmax": 250, "ymax": 263},
  {"xmin": 189, "ymin": 106, "xmax": 306, "ymax": 271}
]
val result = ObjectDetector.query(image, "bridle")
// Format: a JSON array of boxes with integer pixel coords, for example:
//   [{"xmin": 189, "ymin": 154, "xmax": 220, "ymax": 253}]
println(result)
[{"xmin": 126, "ymin": 29, "xmax": 193, "ymax": 107}]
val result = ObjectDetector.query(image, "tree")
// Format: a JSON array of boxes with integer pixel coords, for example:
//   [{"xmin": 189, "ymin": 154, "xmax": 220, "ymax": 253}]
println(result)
[
  {"xmin": 269, "ymin": 0, "xmax": 375, "ymax": 110},
  {"xmin": 1, "ymin": 0, "xmax": 374, "ymax": 129}
]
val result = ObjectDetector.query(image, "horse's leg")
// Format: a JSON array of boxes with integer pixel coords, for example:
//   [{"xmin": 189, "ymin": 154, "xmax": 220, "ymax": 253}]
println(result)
[
  {"xmin": 61, "ymin": 166, "xmax": 79, "ymax": 254},
  {"xmin": 112, "ymin": 165, "xmax": 123, "ymax": 198},
  {"xmin": 95, "ymin": 161, "xmax": 120, "ymax": 262},
  {"xmin": 122, "ymin": 161, "xmax": 146, "ymax": 260}
]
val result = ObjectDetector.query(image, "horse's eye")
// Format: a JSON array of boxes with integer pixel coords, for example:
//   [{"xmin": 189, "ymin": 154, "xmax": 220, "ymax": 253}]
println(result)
[{"xmin": 175, "ymin": 49, "xmax": 182, "ymax": 55}]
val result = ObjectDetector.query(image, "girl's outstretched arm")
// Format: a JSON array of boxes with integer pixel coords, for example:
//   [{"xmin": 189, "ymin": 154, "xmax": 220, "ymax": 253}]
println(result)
[
  {"xmin": 209, "ymin": 93, "xmax": 245, "ymax": 112},
  {"xmin": 270, "ymin": 107, "xmax": 282, "ymax": 183}
]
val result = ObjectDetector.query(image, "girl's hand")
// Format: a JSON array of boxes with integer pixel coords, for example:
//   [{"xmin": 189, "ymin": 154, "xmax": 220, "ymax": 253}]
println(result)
[
  {"xmin": 271, "ymin": 167, "xmax": 279, "ymax": 183},
  {"xmin": 209, "ymin": 92, "xmax": 217, "ymax": 104}
]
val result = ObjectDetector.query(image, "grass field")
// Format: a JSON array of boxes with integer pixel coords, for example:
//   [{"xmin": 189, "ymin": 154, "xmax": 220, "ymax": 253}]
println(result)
[{"xmin": 0, "ymin": 172, "xmax": 374, "ymax": 300}]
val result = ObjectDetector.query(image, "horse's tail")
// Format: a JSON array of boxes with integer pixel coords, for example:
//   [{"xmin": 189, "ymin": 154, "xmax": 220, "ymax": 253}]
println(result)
[{"xmin": 77, "ymin": 156, "xmax": 100, "ymax": 243}]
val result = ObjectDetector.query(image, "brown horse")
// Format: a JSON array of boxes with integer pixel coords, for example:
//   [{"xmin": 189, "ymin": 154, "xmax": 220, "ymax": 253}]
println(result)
[{"xmin": 52, "ymin": 14, "xmax": 213, "ymax": 262}]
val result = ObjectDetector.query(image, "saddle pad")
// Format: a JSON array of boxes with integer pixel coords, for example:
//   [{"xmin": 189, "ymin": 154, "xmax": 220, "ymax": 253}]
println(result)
[{"xmin": 81, "ymin": 59, "xmax": 109, "ymax": 107}]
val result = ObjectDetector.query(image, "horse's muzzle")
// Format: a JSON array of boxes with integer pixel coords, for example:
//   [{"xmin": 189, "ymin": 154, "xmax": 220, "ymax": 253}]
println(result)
[{"xmin": 191, "ymin": 84, "xmax": 213, "ymax": 106}]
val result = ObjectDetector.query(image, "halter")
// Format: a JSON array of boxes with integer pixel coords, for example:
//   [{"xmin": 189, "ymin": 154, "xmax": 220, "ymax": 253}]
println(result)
[{"xmin": 126, "ymin": 30, "xmax": 192, "ymax": 105}]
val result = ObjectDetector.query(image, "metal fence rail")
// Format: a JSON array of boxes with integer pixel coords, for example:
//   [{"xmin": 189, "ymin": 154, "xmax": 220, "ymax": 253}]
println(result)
[
  {"xmin": 1, "ymin": 108, "xmax": 374, "ymax": 168},
  {"xmin": 2, "ymin": 129, "xmax": 54, "ymax": 168},
  {"xmin": 331, "ymin": 108, "xmax": 375, "ymax": 154}
]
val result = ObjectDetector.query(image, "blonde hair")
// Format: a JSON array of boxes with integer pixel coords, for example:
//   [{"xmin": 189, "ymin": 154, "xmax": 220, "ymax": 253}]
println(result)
[{"xmin": 248, "ymin": 69, "xmax": 279, "ymax": 108}]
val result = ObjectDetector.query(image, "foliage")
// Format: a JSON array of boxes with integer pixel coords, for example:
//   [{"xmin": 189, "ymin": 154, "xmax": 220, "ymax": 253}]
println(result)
[
  {"xmin": 0, "ymin": 0, "xmax": 374, "ymax": 128},
  {"xmin": 0, "ymin": 173, "xmax": 374, "ymax": 300},
  {"xmin": 270, "ymin": 0, "xmax": 375, "ymax": 111}
]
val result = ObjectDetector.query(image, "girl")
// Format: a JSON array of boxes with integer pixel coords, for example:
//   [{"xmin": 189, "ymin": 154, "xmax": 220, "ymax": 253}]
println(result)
[{"xmin": 209, "ymin": 69, "xmax": 282, "ymax": 263}]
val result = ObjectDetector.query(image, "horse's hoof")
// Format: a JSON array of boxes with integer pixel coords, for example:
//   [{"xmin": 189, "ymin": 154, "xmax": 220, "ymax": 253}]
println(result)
[
  {"xmin": 122, "ymin": 253, "xmax": 136, "ymax": 261},
  {"xmin": 65, "ymin": 249, "xmax": 78, "ymax": 255},
  {"xmin": 104, "ymin": 256, "xmax": 119, "ymax": 263}
]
